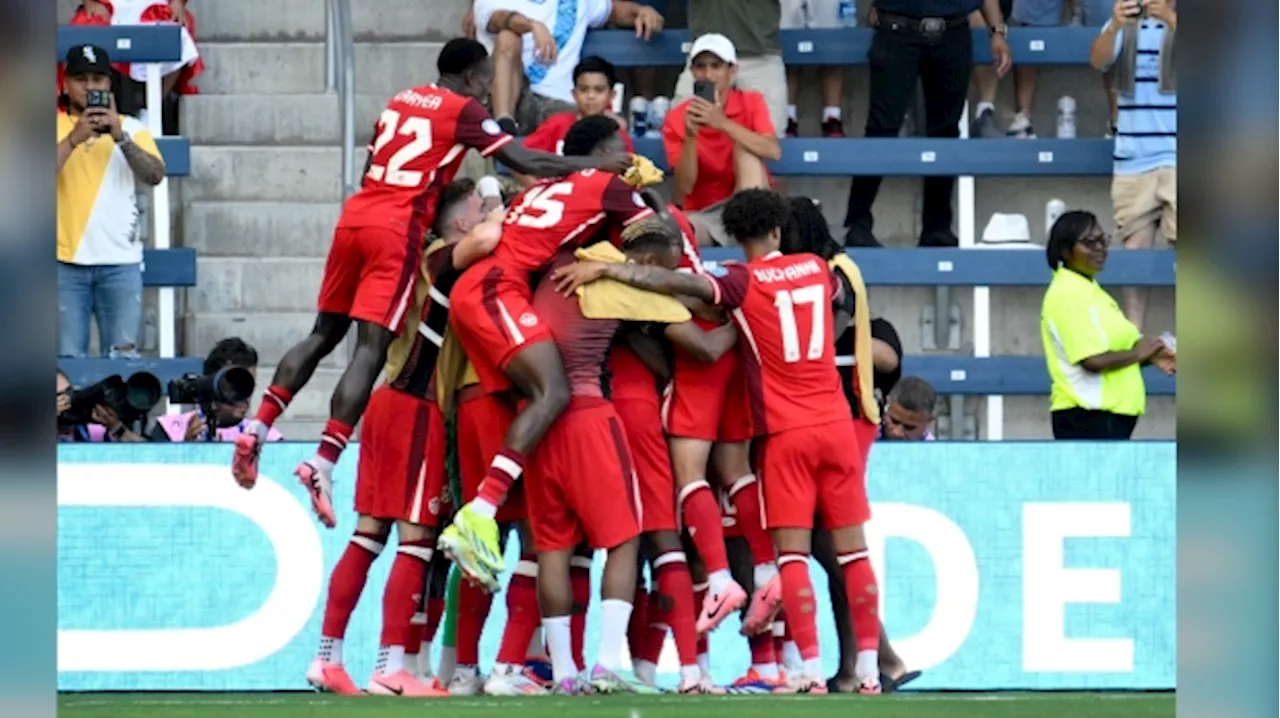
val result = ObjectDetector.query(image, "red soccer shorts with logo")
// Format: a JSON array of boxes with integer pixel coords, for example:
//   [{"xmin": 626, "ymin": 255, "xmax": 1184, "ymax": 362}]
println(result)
[
  {"xmin": 756, "ymin": 419, "xmax": 871, "ymax": 531},
  {"xmin": 317, "ymin": 226, "xmax": 421, "ymax": 333},
  {"xmin": 355, "ymin": 385, "xmax": 447, "ymax": 524},
  {"xmin": 448, "ymin": 258, "xmax": 553, "ymax": 395}
]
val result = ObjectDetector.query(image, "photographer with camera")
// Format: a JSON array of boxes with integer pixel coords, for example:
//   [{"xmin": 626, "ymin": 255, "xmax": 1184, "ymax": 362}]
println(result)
[
  {"xmin": 57, "ymin": 43, "xmax": 166, "ymax": 359},
  {"xmin": 150, "ymin": 338, "xmax": 282, "ymax": 443},
  {"xmin": 57, "ymin": 369, "xmax": 147, "ymax": 443}
]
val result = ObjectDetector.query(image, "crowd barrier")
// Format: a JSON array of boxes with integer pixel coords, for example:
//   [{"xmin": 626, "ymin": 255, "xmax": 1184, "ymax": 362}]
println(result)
[{"xmin": 57, "ymin": 442, "xmax": 1174, "ymax": 691}]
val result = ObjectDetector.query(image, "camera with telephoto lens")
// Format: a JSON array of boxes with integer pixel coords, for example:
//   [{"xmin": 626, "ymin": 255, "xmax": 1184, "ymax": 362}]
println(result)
[
  {"xmin": 166, "ymin": 367, "xmax": 256, "ymax": 406},
  {"xmin": 59, "ymin": 372, "xmax": 163, "ymax": 427}
]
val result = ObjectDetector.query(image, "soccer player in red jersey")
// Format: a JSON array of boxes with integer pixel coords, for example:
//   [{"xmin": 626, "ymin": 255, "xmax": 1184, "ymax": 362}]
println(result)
[
  {"xmin": 305, "ymin": 180, "xmax": 501, "ymax": 697},
  {"xmin": 552, "ymin": 188, "xmax": 884, "ymax": 695},
  {"xmin": 440, "ymin": 115, "xmax": 652, "ymax": 588},
  {"xmin": 230, "ymin": 38, "xmax": 632, "ymax": 526},
  {"xmin": 517, "ymin": 56, "xmax": 635, "ymax": 182}
]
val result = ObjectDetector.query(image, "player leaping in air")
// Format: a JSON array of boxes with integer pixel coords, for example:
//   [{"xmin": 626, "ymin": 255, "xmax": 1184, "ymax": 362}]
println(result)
[
  {"xmin": 552, "ymin": 188, "xmax": 884, "ymax": 695},
  {"xmin": 229, "ymin": 38, "xmax": 631, "ymax": 524}
]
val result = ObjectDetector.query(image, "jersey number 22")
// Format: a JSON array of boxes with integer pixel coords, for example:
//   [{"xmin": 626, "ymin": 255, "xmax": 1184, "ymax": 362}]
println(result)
[{"xmin": 366, "ymin": 109, "xmax": 434, "ymax": 188}]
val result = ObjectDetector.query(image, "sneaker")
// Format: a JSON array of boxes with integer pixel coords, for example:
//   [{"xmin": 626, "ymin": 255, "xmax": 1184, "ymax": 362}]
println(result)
[
  {"xmin": 857, "ymin": 676, "xmax": 883, "ymax": 695},
  {"xmin": 821, "ymin": 117, "xmax": 845, "ymax": 138},
  {"xmin": 368, "ymin": 670, "xmax": 450, "ymax": 697},
  {"xmin": 740, "ymin": 575, "xmax": 782, "ymax": 636},
  {"xmin": 484, "ymin": 665, "xmax": 550, "ymax": 696},
  {"xmin": 695, "ymin": 580, "xmax": 748, "ymax": 634},
  {"xmin": 447, "ymin": 669, "xmax": 485, "ymax": 696},
  {"xmin": 231, "ymin": 430, "xmax": 264, "ymax": 488},
  {"xmin": 844, "ymin": 225, "xmax": 883, "ymax": 248},
  {"xmin": 918, "ymin": 228, "xmax": 959, "ymax": 248},
  {"xmin": 1006, "ymin": 113, "xmax": 1035, "ymax": 139},
  {"xmin": 305, "ymin": 659, "xmax": 363, "ymax": 695},
  {"xmin": 969, "ymin": 107, "xmax": 1002, "ymax": 138},
  {"xmin": 553, "ymin": 674, "xmax": 589, "ymax": 695},
  {"xmin": 588, "ymin": 664, "xmax": 638, "ymax": 694},
  {"xmin": 785, "ymin": 118, "xmax": 798, "ymax": 138},
  {"xmin": 678, "ymin": 673, "xmax": 726, "ymax": 694},
  {"xmin": 496, "ymin": 115, "xmax": 520, "ymax": 136},
  {"xmin": 439, "ymin": 504, "xmax": 504, "ymax": 592},
  {"xmin": 295, "ymin": 460, "xmax": 336, "ymax": 528}
]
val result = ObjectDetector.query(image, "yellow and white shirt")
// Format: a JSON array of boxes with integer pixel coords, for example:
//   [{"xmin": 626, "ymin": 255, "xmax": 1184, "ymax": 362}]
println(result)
[{"xmin": 57, "ymin": 111, "xmax": 160, "ymax": 265}]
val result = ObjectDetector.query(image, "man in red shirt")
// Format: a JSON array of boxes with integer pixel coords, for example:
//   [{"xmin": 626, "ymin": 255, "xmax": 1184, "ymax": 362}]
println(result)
[
  {"xmin": 552, "ymin": 188, "xmax": 884, "ymax": 695},
  {"xmin": 663, "ymin": 34, "xmax": 781, "ymax": 247},
  {"xmin": 440, "ymin": 115, "xmax": 651, "ymax": 589},
  {"xmin": 230, "ymin": 39, "xmax": 631, "ymax": 526}
]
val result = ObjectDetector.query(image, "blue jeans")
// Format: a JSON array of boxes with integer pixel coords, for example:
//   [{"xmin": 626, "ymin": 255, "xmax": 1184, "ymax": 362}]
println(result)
[{"xmin": 57, "ymin": 262, "xmax": 143, "ymax": 358}]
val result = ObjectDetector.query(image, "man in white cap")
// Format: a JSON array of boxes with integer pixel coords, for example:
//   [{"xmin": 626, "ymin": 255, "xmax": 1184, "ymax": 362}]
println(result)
[{"xmin": 661, "ymin": 33, "xmax": 780, "ymax": 247}]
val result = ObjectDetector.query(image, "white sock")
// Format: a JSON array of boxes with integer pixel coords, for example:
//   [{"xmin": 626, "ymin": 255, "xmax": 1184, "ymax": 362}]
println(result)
[
  {"xmin": 308, "ymin": 455, "xmax": 336, "ymax": 475},
  {"xmin": 787, "ymin": 104, "xmax": 798, "ymax": 121},
  {"xmin": 470, "ymin": 498, "xmax": 498, "ymax": 519},
  {"xmin": 697, "ymin": 652, "xmax": 710, "ymax": 675},
  {"xmin": 595, "ymin": 598, "xmax": 633, "ymax": 671},
  {"xmin": 802, "ymin": 656, "xmax": 823, "ymax": 679},
  {"xmin": 527, "ymin": 626, "xmax": 546, "ymax": 658},
  {"xmin": 418, "ymin": 640, "xmax": 433, "ymax": 675},
  {"xmin": 635, "ymin": 660, "xmax": 658, "ymax": 684},
  {"xmin": 977, "ymin": 101, "xmax": 996, "ymax": 116},
  {"xmin": 783, "ymin": 641, "xmax": 803, "ymax": 672},
  {"xmin": 406, "ymin": 651, "xmax": 419, "ymax": 674},
  {"xmin": 855, "ymin": 649, "xmax": 880, "ymax": 683},
  {"xmin": 707, "ymin": 569, "xmax": 733, "ymax": 595},
  {"xmin": 823, "ymin": 105, "xmax": 841, "ymax": 121},
  {"xmin": 543, "ymin": 615, "xmax": 576, "ymax": 682},
  {"xmin": 438, "ymin": 646, "xmax": 457, "ymax": 683},
  {"xmin": 753, "ymin": 662, "xmax": 779, "ymax": 679},
  {"xmin": 376, "ymin": 645, "xmax": 406, "ymax": 676},
  {"xmin": 455, "ymin": 664, "xmax": 478, "ymax": 679},
  {"xmin": 752, "ymin": 562, "xmax": 778, "ymax": 588},
  {"xmin": 679, "ymin": 664, "xmax": 701, "ymax": 683},
  {"xmin": 317, "ymin": 637, "xmax": 342, "ymax": 664},
  {"xmin": 247, "ymin": 418, "xmax": 269, "ymax": 442}
]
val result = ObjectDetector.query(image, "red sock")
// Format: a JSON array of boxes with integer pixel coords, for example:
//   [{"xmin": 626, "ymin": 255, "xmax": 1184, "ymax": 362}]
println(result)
[
  {"xmin": 839, "ymin": 549, "xmax": 882, "ymax": 652},
  {"xmin": 727, "ymin": 475, "xmax": 776, "ymax": 565},
  {"xmin": 254, "ymin": 385, "xmax": 293, "ymax": 428},
  {"xmin": 476, "ymin": 448, "xmax": 524, "ymax": 507},
  {"xmin": 570, "ymin": 557, "xmax": 591, "ymax": 670},
  {"xmin": 321, "ymin": 531, "xmax": 384, "ymax": 639},
  {"xmin": 749, "ymin": 630, "xmax": 776, "ymax": 666},
  {"xmin": 628, "ymin": 585, "xmax": 649, "ymax": 662},
  {"xmin": 653, "ymin": 550, "xmax": 697, "ymax": 665},
  {"xmin": 678, "ymin": 482, "xmax": 729, "ymax": 574},
  {"xmin": 777, "ymin": 553, "xmax": 820, "ymax": 661},
  {"xmin": 456, "ymin": 580, "xmax": 494, "ymax": 665},
  {"xmin": 380, "ymin": 540, "xmax": 433, "ymax": 648},
  {"xmin": 317, "ymin": 419, "xmax": 354, "ymax": 465},
  {"xmin": 639, "ymin": 591, "xmax": 667, "ymax": 664},
  {"xmin": 496, "ymin": 555, "xmax": 541, "ymax": 665},
  {"xmin": 424, "ymin": 597, "xmax": 445, "ymax": 643}
]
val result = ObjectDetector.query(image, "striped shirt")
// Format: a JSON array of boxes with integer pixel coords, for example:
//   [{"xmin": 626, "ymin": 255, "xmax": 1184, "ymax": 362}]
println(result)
[{"xmin": 1101, "ymin": 19, "xmax": 1176, "ymax": 175}]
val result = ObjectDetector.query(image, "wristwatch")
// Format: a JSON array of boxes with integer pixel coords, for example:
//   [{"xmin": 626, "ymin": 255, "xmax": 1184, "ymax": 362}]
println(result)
[{"xmin": 990, "ymin": 23, "xmax": 1009, "ymax": 37}]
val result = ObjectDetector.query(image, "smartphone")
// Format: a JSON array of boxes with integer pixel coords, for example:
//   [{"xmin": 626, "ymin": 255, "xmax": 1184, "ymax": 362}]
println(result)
[
  {"xmin": 86, "ymin": 89, "xmax": 111, "ymax": 108},
  {"xmin": 693, "ymin": 79, "xmax": 715, "ymax": 103}
]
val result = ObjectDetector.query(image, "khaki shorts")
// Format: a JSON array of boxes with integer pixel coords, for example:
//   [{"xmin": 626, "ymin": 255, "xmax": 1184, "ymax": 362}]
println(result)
[
  {"xmin": 687, "ymin": 203, "xmax": 732, "ymax": 247},
  {"xmin": 675, "ymin": 54, "xmax": 788, "ymax": 138},
  {"xmin": 1113, "ymin": 167, "xmax": 1177, "ymax": 245},
  {"xmin": 514, "ymin": 81, "xmax": 576, "ymax": 136},
  {"xmin": 781, "ymin": 0, "xmax": 845, "ymax": 29}
]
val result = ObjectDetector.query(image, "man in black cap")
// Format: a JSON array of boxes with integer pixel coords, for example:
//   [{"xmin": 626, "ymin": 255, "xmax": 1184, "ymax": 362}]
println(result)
[{"xmin": 57, "ymin": 44, "xmax": 166, "ymax": 359}]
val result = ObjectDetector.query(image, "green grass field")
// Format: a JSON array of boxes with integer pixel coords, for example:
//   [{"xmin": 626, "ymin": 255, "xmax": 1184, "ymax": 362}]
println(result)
[{"xmin": 59, "ymin": 692, "xmax": 1175, "ymax": 718}]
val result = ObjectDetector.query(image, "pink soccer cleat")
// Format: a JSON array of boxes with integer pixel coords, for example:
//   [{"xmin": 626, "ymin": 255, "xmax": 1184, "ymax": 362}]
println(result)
[
  {"xmin": 367, "ymin": 670, "xmax": 450, "ymax": 697},
  {"xmin": 857, "ymin": 676, "xmax": 883, "ymax": 695},
  {"xmin": 739, "ymin": 574, "xmax": 782, "ymax": 636},
  {"xmin": 296, "ymin": 460, "xmax": 337, "ymax": 528},
  {"xmin": 305, "ymin": 659, "xmax": 363, "ymax": 695},
  {"xmin": 232, "ymin": 432, "xmax": 263, "ymax": 488},
  {"xmin": 695, "ymin": 580, "xmax": 747, "ymax": 634},
  {"xmin": 678, "ymin": 674, "xmax": 726, "ymax": 694}
]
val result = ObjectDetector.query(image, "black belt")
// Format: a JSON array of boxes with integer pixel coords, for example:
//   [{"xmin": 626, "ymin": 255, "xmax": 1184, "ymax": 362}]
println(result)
[{"xmin": 877, "ymin": 12, "xmax": 970, "ymax": 34}]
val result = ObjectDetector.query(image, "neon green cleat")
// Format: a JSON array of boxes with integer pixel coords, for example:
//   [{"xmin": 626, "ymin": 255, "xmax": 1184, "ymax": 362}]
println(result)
[{"xmin": 439, "ymin": 504, "xmax": 504, "ymax": 591}]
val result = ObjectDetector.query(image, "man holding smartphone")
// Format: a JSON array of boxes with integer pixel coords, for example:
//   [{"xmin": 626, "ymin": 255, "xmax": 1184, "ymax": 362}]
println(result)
[
  {"xmin": 56, "ymin": 44, "xmax": 166, "ymax": 359},
  {"xmin": 662, "ymin": 34, "xmax": 781, "ymax": 247}
]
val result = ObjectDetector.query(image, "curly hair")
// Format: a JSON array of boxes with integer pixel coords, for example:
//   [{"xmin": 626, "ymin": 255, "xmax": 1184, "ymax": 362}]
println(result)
[
  {"xmin": 782, "ymin": 196, "xmax": 842, "ymax": 261},
  {"xmin": 721, "ymin": 188, "xmax": 789, "ymax": 244},
  {"xmin": 621, "ymin": 216, "xmax": 681, "ymax": 254},
  {"xmin": 562, "ymin": 114, "xmax": 623, "ymax": 157}
]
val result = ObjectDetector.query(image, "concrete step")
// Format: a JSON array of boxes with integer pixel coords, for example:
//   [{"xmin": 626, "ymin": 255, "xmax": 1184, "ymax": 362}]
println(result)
[
  {"xmin": 185, "ymin": 146, "xmax": 368, "ymax": 203},
  {"xmin": 182, "ymin": 94, "xmax": 389, "ymax": 145},
  {"xmin": 184, "ymin": 201, "xmax": 341, "ymax": 258},
  {"xmin": 197, "ymin": 0, "xmax": 470, "ymax": 42},
  {"xmin": 185, "ymin": 312, "xmax": 349, "ymax": 371},
  {"xmin": 198, "ymin": 42, "xmax": 444, "ymax": 96},
  {"xmin": 191, "ymin": 258, "xmax": 325, "ymax": 314}
]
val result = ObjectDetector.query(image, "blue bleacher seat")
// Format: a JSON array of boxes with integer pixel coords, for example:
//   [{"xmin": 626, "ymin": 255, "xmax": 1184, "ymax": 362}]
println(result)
[
  {"xmin": 142, "ymin": 248, "xmax": 197, "ymax": 287},
  {"xmin": 905, "ymin": 355, "xmax": 1175, "ymax": 396},
  {"xmin": 58, "ymin": 25, "xmax": 182, "ymax": 64},
  {"xmin": 154, "ymin": 137, "xmax": 191, "ymax": 177},
  {"xmin": 583, "ymin": 27, "xmax": 1100, "ymax": 67},
  {"xmin": 59, "ymin": 357, "xmax": 205, "ymax": 389}
]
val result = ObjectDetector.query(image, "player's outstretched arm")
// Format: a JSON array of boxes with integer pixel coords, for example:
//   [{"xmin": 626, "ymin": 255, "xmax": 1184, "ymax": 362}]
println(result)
[
  {"xmin": 664, "ymin": 321, "xmax": 737, "ymax": 363},
  {"xmin": 493, "ymin": 143, "xmax": 633, "ymax": 178},
  {"xmin": 551, "ymin": 261, "xmax": 717, "ymax": 302},
  {"xmin": 453, "ymin": 212, "xmax": 505, "ymax": 269}
]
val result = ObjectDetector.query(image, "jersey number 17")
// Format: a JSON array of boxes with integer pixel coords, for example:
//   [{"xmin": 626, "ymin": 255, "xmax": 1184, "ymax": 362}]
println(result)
[{"xmin": 774, "ymin": 284, "xmax": 826, "ymax": 363}]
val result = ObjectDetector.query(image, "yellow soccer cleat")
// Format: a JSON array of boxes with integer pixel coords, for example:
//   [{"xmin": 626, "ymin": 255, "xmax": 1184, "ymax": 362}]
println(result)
[{"xmin": 439, "ymin": 504, "xmax": 504, "ymax": 592}]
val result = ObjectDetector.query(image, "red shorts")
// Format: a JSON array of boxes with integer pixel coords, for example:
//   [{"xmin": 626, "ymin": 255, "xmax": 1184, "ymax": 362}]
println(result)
[
  {"xmin": 527, "ymin": 397, "xmax": 641, "ymax": 552},
  {"xmin": 613, "ymin": 396, "xmax": 677, "ymax": 533},
  {"xmin": 317, "ymin": 225, "xmax": 421, "ymax": 332},
  {"xmin": 449, "ymin": 259, "xmax": 553, "ymax": 395},
  {"xmin": 853, "ymin": 417, "xmax": 877, "ymax": 465},
  {"xmin": 457, "ymin": 387, "xmax": 525, "ymax": 523},
  {"xmin": 354, "ymin": 385, "xmax": 446, "ymax": 524},
  {"xmin": 664, "ymin": 347, "xmax": 753, "ymax": 442},
  {"xmin": 757, "ymin": 419, "xmax": 870, "ymax": 531}
]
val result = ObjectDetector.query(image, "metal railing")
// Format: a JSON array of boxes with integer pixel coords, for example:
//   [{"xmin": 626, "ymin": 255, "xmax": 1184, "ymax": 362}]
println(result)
[{"xmin": 325, "ymin": 0, "xmax": 357, "ymax": 200}]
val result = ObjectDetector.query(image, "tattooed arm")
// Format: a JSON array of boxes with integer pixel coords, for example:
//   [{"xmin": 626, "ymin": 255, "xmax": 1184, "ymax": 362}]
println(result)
[
  {"xmin": 117, "ymin": 134, "xmax": 166, "ymax": 186},
  {"xmin": 551, "ymin": 261, "xmax": 718, "ymax": 303}
]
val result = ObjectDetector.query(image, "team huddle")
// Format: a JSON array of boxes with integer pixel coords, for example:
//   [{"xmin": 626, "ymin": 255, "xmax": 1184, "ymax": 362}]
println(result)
[{"xmin": 228, "ymin": 38, "xmax": 904, "ymax": 698}]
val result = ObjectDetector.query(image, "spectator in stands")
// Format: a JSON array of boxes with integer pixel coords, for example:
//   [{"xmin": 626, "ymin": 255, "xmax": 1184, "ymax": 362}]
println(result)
[
  {"xmin": 879, "ymin": 376, "xmax": 938, "ymax": 440},
  {"xmin": 1040, "ymin": 210, "xmax": 1173, "ymax": 440},
  {"xmin": 967, "ymin": 0, "xmax": 1011, "ymax": 137},
  {"xmin": 664, "ymin": 34, "xmax": 780, "ymax": 246},
  {"xmin": 1090, "ymin": 0, "xmax": 1176, "ymax": 331},
  {"xmin": 781, "ymin": 0, "xmax": 848, "ymax": 138},
  {"xmin": 56, "ymin": 369, "xmax": 147, "ymax": 442},
  {"xmin": 149, "ymin": 338, "xmax": 285, "ymax": 442},
  {"xmin": 472, "ymin": 0, "xmax": 664, "ymax": 135},
  {"xmin": 57, "ymin": 44, "xmax": 166, "ymax": 359},
  {"xmin": 677, "ymin": 0, "xmax": 787, "ymax": 135},
  {"xmin": 844, "ymin": 0, "xmax": 1011, "ymax": 248}
]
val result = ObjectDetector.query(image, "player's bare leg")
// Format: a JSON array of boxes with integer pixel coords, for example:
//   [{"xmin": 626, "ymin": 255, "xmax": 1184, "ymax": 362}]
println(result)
[
  {"xmin": 235, "ymin": 312, "xmax": 349, "ymax": 488},
  {"xmin": 826, "ymin": 523, "xmax": 883, "ymax": 694},
  {"xmin": 648, "ymin": 529, "xmax": 721, "ymax": 694},
  {"xmin": 486, "ymin": 521, "xmax": 549, "ymax": 696},
  {"xmin": 770, "ymin": 528, "xmax": 829, "ymax": 694},
  {"xmin": 307, "ymin": 515, "xmax": 388, "ymax": 695},
  {"xmin": 670, "ymin": 437, "xmax": 747, "ymax": 633},
  {"xmin": 367, "ymin": 521, "xmax": 449, "ymax": 697},
  {"xmin": 712, "ymin": 441, "xmax": 780, "ymax": 635},
  {"xmin": 587, "ymin": 536, "xmax": 640, "ymax": 693}
]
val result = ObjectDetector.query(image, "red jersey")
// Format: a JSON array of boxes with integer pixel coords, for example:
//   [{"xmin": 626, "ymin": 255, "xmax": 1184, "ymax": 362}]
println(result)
[
  {"xmin": 532, "ymin": 252, "xmax": 620, "ymax": 397},
  {"xmin": 523, "ymin": 111, "xmax": 636, "ymax": 156},
  {"xmin": 338, "ymin": 84, "xmax": 513, "ymax": 235},
  {"xmin": 495, "ymin": 170, "xmax": 654, "ymax": 274},
  {"xmin": 707, "ymin": 251, "xmax": 850, "ymax": 435},
  {"xmin": 667, "ymin": 206, "xmax": 706, "ymax": 275},
  {"xmin": 662, "ymin": 89, "xmax": 776, "ymax": 212}
]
